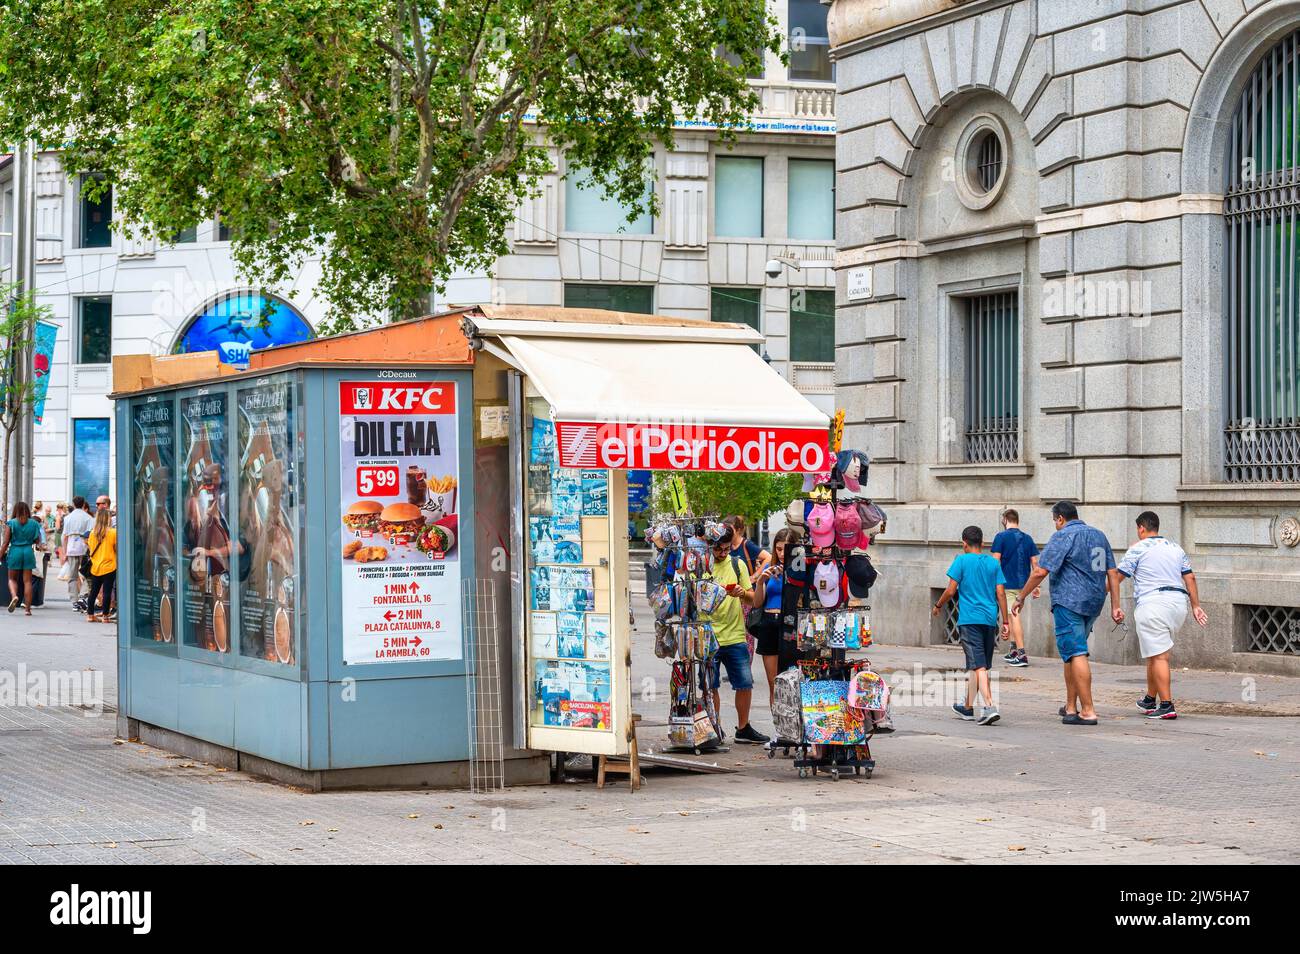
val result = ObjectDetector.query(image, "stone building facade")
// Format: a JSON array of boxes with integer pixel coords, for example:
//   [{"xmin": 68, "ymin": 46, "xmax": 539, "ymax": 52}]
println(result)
[{"xmin": 829, "ymin": 0, "xmax": 1300, "ymax": 672}]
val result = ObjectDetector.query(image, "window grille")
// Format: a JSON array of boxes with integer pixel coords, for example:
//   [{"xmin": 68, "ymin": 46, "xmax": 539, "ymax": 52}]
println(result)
[
  {"xmin": 1242, "ymin": 604, "xmax": 1300, "ymax": 655},
  {"xmin": 1224, "ymin": 30, "xmax": 1300, "ymax": 483},
  {"xmin": 963, "ymin": 291, "xmax": 1020, "ymax": 463},
  {"xmin": 975, "ymin": 132, "xmax": 1003, "ymax": 193}
]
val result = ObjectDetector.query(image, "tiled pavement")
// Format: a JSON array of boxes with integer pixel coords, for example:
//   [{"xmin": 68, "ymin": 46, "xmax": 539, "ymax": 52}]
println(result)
[{"xmin": 0, "ymin": 585, "xmax": 1296, "ymax": 864}]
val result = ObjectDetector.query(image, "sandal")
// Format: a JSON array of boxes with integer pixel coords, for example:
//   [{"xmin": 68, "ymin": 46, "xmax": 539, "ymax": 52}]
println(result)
[{"xmin": 1062, "ymin": 714, "xmax": 1098, "ymax": 726}]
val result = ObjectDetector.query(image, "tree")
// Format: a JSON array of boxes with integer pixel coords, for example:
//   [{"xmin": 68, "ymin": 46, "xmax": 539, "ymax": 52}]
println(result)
[
  {"xmin": 0, "ymin": 286, "xmax": 51, "ymax": 512},
  {"xmin": 0, "ymin": 1, "xmax": 778, "ymax": 327},
  {"xmin": 652, "ymin": 471, "xmax": 801, "ymax": 530}
]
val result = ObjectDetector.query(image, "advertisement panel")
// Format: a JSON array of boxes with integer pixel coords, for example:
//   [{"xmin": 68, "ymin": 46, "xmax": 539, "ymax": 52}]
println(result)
[
  {"xmin": 180, "ymin": 392, "xmax": 232, "ymax": 652},
  {"xmin": 237, "ymin": 379, "xmax": 300, "ymax": 665},
  {"xmin": 131, "ymin": 399, "xmax": 176, "ymax": 644},
  {"xmin": 338, "ymin": 380, "xmax": 463, "ymax": 664}
]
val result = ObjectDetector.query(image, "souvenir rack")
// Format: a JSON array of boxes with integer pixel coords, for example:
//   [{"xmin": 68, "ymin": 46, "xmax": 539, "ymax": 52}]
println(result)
[
  {"xmin": 775, "ymin": 482, "xmax": 880, "ymax": 781},
  {"xmin": 648, "ymin": 514, "xmax": 727, "ymax": 755}
]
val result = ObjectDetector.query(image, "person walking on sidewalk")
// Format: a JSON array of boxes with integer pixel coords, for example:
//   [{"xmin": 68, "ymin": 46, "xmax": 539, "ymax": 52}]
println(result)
[
  {"xmin": 85, "ymin": 509, "xmax": 118, "ymax": 623},
  {"xmin": 991, "ymin": 509, "xmax": 1039, "ymax": 667},
  {"xmin": 933, "ymin": 525, "xmax": 1008, "ymax": 726},
  {"xmin": 2, "ymin": 502, "xmax": 43, "ymax": 615},
  {"xmin": 1117, "ymin": 511, "xmax": 1209, "ymax": 721},
  {"xmin": 61, "ymin": 496, "xmax": 94, "ymax": 605},
  {"xmin": 1012, "ymin": 501, "xmax": 1123, "ymax": 726},
  {"xmin": 702, "ymin": 524, "xmax": 769, "ymax": 745}
]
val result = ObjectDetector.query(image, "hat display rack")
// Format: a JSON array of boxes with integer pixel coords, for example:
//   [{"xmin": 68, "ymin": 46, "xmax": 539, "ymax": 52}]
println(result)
[
  {"xmin": 772, "ymin": 448, "xmax": 892, "ymax": 781},
  {"xmin": 646, "ymin": 513, "xmax": 731, "ymax": 754}
]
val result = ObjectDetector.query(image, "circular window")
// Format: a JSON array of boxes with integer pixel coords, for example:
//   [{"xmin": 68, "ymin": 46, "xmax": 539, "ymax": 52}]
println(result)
[{"xmin": 954, "ymin": 114, "xmax": 1010, "ymax": 210}]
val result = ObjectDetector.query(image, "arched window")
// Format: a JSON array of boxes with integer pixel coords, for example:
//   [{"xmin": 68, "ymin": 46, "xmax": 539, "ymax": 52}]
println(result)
[
  {"xmin": 173, "ymin": 291, "xmax": 313, "ymax": 356},
  {"xmin": 1224, "ymin": 31, "xmax": 1300, "ymax": 483}
]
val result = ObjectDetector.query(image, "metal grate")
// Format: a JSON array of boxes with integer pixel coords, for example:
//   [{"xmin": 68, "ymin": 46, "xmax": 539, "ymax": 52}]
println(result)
[
  {"xmin": 462, "ymin": 578, "xmax": 506, "ymax": 793},
  {"xmin": 963, "ymin": 292, "xmax": 1020, "ymax": 463},
  {"xmin": 934, "ymin": 590, "xmax": 961, "ymax": 645},
  {"xmin": 1243, "ymin": 604, "xmax": 1300, "ymax": 655},
  {"xmin": 1223, "ymin": 29, "xmax": 1300, "ymax": 483},
  {"xmin": 975, "ymin": 132, "xmax": 1003, "ymax": 192}
]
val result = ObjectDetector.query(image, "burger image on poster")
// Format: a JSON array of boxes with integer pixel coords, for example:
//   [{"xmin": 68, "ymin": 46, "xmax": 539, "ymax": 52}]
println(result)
[
  {"xmin": 378, "ymin": 502, "xmax": 425, "ymax": 544},
  {"xmin": 343, "ymin": 500, "xmax": 383, "ymax": 535}
]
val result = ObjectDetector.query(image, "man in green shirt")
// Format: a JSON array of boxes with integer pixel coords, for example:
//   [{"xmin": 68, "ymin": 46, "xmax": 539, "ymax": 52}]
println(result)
[{"xmin": 702, "ymin": 526, "xmax": 769, "ymax": 744}]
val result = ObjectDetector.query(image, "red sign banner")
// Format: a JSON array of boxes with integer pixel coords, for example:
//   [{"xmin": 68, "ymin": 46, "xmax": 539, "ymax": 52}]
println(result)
[
  {"xmin": 555, "ymin": 421, "xmax": 828, "ymax": 473},
  {"xmin": 340, "ymin": 381, "xmax": 456, "ymax": 415}
]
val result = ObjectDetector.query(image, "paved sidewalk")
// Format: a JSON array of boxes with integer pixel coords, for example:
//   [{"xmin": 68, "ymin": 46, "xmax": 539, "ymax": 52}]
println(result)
[{"xmin": 0, "ymin": 584, "xmax": 1296, "ymax": 864}]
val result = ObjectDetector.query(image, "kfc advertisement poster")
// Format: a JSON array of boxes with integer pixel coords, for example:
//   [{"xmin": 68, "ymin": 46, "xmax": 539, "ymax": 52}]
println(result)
[{"xmin": 338, "ymin": 380, "xmax": 463, "ymax": 664}]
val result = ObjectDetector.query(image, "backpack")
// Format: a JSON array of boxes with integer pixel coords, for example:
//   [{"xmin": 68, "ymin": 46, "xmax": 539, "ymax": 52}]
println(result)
[{"xmin": 773, "ymin": 667, "xmax": 804, "ymax": 742}]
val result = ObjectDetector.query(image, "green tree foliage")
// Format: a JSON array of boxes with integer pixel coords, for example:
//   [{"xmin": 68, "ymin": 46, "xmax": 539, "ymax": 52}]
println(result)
[
  {"xmin": 0, "ymin": 1, "xmax": 778, "ymax": 327},
  {"xmin": 652, "ymin": 471, "xmax": 800, "ymax": 529}
]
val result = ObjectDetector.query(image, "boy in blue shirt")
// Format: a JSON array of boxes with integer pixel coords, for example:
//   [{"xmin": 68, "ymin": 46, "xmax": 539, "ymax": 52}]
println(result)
[
  {"xmin": 933, "ymin": 525, "xmax": 1009, "ymax": 725},
  {"xmin": 990, "ymin": 509, "xmax": 1039, "ymax": 667}
]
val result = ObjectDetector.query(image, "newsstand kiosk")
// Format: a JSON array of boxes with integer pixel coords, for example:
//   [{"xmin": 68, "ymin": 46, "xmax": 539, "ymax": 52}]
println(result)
[{"xmin": 111, "ymin": 305, "xmax": 828, "ymax": 788}]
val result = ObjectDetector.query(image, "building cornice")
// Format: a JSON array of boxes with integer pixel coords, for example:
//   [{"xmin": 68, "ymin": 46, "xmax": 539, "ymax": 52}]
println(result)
[
  {"xmin": 828, "ymin": 0, "xmax": 1012, "ymax": 58},
  {"xmin": 835, "ymin": 194, "xmax": 1227, "ymax": 268}
]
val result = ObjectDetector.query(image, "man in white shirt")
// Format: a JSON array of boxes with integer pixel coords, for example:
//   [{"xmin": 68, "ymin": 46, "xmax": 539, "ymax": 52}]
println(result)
[
  {"xmin": 61, "ymin": 496, "xmax": 95, "ymax": 602},
  {"xmin": 1116, "ymin": 511, "xmax": 1209, "ymax": 720}
]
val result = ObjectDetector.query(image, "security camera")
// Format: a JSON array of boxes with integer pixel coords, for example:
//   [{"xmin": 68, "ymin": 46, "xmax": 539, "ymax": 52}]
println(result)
[{"xmin": 765, "ymin": 259, "xmax": 783, "ymax": 279}]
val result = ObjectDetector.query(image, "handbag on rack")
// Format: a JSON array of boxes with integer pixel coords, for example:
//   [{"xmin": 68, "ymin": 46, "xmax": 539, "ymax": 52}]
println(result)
[
  {"xmin": 848, "ymin": 669, "xmax": 888, "ymax": 712},
  {"xmin": 773, "ymin": 667, "xmax": 804, "ymax": 743},
  {"xmin": 649, "ymin": 581, "xmax": 677, "ymax": 621}
]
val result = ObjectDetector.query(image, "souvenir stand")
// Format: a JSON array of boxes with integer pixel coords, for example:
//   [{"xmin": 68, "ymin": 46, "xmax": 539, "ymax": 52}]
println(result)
[
  {"xmin": 646, "ymin": 515, "xmax": 731, "ymax": 754},
  {"xmin": 462, "ymin": 307, "xmax": 830, "ymax": 768},
  {"xmin": 770, "ymin": 453, "xmax": 893, "ymax": 781},
  {"xmin": 108, "ymin": 304, "xmax": 828, "ymax": 791}
]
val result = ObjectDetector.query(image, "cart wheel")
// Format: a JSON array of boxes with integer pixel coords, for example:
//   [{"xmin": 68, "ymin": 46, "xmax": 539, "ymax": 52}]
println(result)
[
  {"xmin": 862, "ymin": 767, "xmax": 873, "ymax": 778},
  {"xmin": 767, "ymin": 748, "xmax": 775, "ymax": 759},
  {"xmin": 783, "ymin": 747, "xmax": 791, "ymax": 756},
  {"xmin": 798, "ymin": 767, "xmax": 808, "ymax": 779},
  {"xmin": 831, "ymin": 768, "xmax": 840, "ymax": 781}
]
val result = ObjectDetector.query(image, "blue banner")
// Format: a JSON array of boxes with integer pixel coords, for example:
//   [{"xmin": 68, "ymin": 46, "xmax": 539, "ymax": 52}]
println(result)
[
  {"xmin": 32, "ymin": 320, "xmax": 57, "ymax": 424},
  {"xmin": 627, "ymin": 469, "xmax": 652, "ymax": 515}
]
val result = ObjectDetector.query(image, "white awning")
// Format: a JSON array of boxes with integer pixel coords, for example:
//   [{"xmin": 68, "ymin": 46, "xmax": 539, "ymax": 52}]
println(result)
[{"xmin": 467, "ymin": 309, "xmax": 830, "ymax": 472}]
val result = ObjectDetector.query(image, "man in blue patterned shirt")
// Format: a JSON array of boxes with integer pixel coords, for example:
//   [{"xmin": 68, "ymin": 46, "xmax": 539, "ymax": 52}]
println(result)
[{"xmin": 1011, "ymin": 501, "xmax": 1124, "ymax": 725}]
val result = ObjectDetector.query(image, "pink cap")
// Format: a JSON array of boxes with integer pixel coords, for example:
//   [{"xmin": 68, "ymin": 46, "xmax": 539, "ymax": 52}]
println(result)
[
  {"xmin": 834, "ymin": 502, "xmax": 862, "ymax": 549},
  {"xmin": 808, "ymin": 502, "xmax": 836, "ymax": 547}
]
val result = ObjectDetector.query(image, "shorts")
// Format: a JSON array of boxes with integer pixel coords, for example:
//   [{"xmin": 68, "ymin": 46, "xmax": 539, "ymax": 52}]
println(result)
[
  {"xmin": 754, "ymin": 613, "xmax": 782, "ymax": 656},
  {"xmin": 1005, "ymin": 588, "xmax": 1021, "ymax": 604},
  {"xmin": 1134, "ymin": 591, "xmax": 1187, "ymax": 658},
  {"xmin": 711, "ymin": 641, "xmax": 754, "ymax": 691},
  {"xmin": 1053, "ymin": 606, "xmax": 1098, "ymax": 661},
  {"xmin": 958, "ymin": 624, "xmax": 998, "ymax": 671}
]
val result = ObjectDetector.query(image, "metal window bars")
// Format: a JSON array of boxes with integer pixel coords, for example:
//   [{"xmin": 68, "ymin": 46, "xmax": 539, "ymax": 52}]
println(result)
[
  {"xmin": 1243, "ymin": 604, "xmax": 1300, "ymax": 655},
  {"xmin": 963, "ymin": 291, "xmax": 1020, "ymax": 464},
  {"xmin": 1224, "ymin": 29, "xmax": 1300, "ymax": 483},
  {"xmin": 462, "ymin": 577, "xmax": 505, "ymax": 793},
  {"xmin": 976, "ymin": 132, "xmax": 1003, "ymax": 193}
]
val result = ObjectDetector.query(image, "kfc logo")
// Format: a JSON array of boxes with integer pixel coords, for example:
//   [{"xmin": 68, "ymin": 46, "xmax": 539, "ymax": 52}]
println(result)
[{"xmin": 341, "ymin": 381, "xmax": 456, "ymax": 415}]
